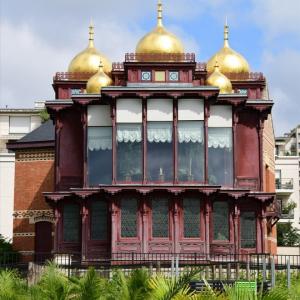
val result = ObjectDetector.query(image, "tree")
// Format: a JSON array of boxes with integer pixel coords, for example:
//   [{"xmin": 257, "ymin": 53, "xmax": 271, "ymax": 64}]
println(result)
[{"xmin": 277, "ymin": 222, "xmax": 300, "ymax": 246}]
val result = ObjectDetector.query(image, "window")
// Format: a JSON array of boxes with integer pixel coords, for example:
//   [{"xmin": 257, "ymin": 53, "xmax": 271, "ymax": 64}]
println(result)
[
  {"xmin": 178, "ymin": 121, "xmax": 204, "ymax": 182},
  {"xmin": 88, "ymin": 127, "xmax": 112, "ymax": 185},
  {"xmin": 241, "ymin": 211, "xmax": 256, "ymax": 248},
  {"xmin": 91, "ymin": 201, "xmax": 108, "ymax": 240},
  {"xmin": 183, "ymin": 198, "xmax": 200, "ymax": 238},
  {"xmin": 152, "ymin": 198, "xmax": 169, "ymax": 238},
  {"xmin": 141, "ymin": 71, "xmax": 151, "ymax": 81},
  {"xmin": 121, "ymin": 198, "xmax": 137, "ymax": 238},
  {"xmin": 169, "ymin": 71, "xmax": 179, "ymax": 81},
  {"xmin": 63, "ymin": 203, "xmax": 80, "ymax": 242},
  {"xmin": 155, "ymin": 71, "xmax": 166, "ymax": 82},
  {"xmin": 117, "ymin": 124, "xmax": 142, "ymax": 182},
  {"xmin": 9, "ymin": 116, "xmax": 30, "ymax": 134},
  {"xmin": 213, "ymin": 202, "xmax": 229, "ymax": 241}
]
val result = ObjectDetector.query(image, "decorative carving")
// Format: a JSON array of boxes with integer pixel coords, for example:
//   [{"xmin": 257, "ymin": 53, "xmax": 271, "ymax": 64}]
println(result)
[
  {"xmin": 125, "ymin": 53, "xmax": 195, "ymax": 63},
  {"xmin": 13, "ymin": 209, "xmax": 54, "ymax": 219},
  {"xmin": 13, "ymin": 232, "xmax": 35, "ymax": 237},
  {"xmin": 54, "ymin": 72, "xmax": 94, "ymax": 81},
  {"xmin": 16, "ymin": 149, "xmax": 54, "ymax": 162}
]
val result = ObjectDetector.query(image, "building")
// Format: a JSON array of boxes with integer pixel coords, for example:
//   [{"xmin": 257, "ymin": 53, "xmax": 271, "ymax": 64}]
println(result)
[
  {"xmin": 0, "ymin": 104, "xmax": 43, "ymax": 240},
  {"xmin": 10, "ymin": 1, "xmax": 279, "ymax": 259},
  {"xmin": 275, "ymin": 126, "xmax": 300, "ymax": 230}
]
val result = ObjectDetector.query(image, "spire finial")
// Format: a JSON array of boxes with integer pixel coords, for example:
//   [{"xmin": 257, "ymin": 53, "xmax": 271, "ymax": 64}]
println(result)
[
  {"xmin": 157, "ymin": 0, "xmax": 163, "ymax": 27},
  {"xmin": 88, "ymin": 19, "xmax": 95, "ymax": 48},
  {"xmin": 214, "ymin": 60, "xmax": 220, "ymax": 71},
  {"xmin": 224, "ymin": 18, "xmax": 229, "ymax": 48}
]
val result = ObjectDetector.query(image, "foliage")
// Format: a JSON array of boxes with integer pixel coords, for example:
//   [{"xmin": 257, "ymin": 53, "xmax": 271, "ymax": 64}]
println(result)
[
  {"xmin": 281, "ymin": 201, "xmax": 296, "ymax": 214},
  {"xmin": 39, "ymin": 109, "xmax": 50, "ymax": 123},
  {"xmin": 277, "ymin": 222, "xmax": 300, "ymax": 246},
  {"xmin": 0, "ymin": 235, "xmax": 19, "ymax": 264}
]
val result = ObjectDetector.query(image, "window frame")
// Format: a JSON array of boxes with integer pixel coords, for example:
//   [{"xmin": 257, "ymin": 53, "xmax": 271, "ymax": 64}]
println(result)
[
  {"xmin": 240, "ymin": 210, "xmax": 257, "ymax": 250},
  {"xmin": 62, "ymin": 202, "xmax": 81, "ymax": 244}
]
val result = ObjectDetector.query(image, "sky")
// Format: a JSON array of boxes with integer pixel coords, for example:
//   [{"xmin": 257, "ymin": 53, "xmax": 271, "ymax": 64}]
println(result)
[{"xmin": 0, "ymin": 0, "xmax": 299, "ymax": 135}]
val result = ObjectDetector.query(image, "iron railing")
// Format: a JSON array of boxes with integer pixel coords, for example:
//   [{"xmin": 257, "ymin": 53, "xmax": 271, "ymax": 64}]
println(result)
[{"xmin": 276, "ymin": 178, "xmax": 293, "ymax": 189}]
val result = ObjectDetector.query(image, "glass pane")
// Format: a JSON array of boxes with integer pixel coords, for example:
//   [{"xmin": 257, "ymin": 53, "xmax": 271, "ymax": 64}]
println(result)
[
  {"xmin": 121, "ymin": 198, "xmax": 137, "ymax": 238},
  {"xmin": 178, "ymin": 121, "xmax": 204, "ymax": 182},
  {"xmin": 117, "ymin": 124, "xmax": 142, "ymax": 182},
  {"xmin": 63, "ymin": 203, "xmax": 80, "ymax": 242},
  {"xmin": 183, "ymin": 198, "xmax": 200, "ymax": 238},
  {"xmin": 213, "ymin": 202, "xmax": 229, "ymax": 241},
  {"xmin": 88, "ymin": 127, "xmax": 112, "ymax": 185},
  {"xmin": 147, "ymin": 122, "xmax": 173, "ymax": 182},
  {"xmin": 152, "ymin": 198, "xmax": 169, "ymax": 238},
  {"xmin": 241, "ymin": 211, "xmax": 256, "ymax": 248},
  {"xmin": 91, "ymin": 201, "xmax": 108, "ymax": 240},
  {"xmin": 208, "ymin": 128, "xmax": 233, "ymax": 186}
]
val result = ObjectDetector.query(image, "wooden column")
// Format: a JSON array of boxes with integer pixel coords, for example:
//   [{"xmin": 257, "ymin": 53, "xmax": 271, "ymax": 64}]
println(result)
[
  {"xmin": 173, "ymin": 98, "xmax": 178, "ymax": 184},
  {"xmin": 173, "ymin": 197, "xmax": 180, "ymax": 253},
  {"xmin": 55, "ymin": 115, "xmax": 63, "ymax": 190},
  {"xmin": 141, "ymin": 196, "xmax": 149, "ymax": 253},
  {"xmin": 81, "ymin": 200, "xmax": 88, "ymax": 260},
  {"xmin": 204, "ymin": 194, "xmax": 211, "ymax": 255},
  {"xmin": 204, "ymin": 100, "xmax": 210, "ymax": 184},
  {"xmin": 142, "ymin": 97, "xmax": 147, "ymax": 184},
  {"xmin": 81, "ymin": 106, "xmax": 88, "ymax": 188},
  {"xmin": 110, "ymin": 196, "xmax": 118, "ymax": 254},
  {"xmin": 257, "ymin": 117, "xmax": 265, "ymax": 191},
  {"xmin": 53, "ymin": 204, "xmax": 61, "ymax": 252},
  {"xmin": 260, "ymin": 204, "xmax": 267, "ymax": 253},
  {"xmin": 232, "ymin": 107, "xmax": 239, "ymax": 188},
  {"xmin": 111, "ymin": 99, "xmax": 117, "ymax": 184},
  {"xmin": 233, "ymin": 201, "xmax": 240, "ymax": 254}
]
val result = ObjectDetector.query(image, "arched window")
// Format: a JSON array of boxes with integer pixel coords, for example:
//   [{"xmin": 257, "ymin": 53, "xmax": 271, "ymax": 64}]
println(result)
[
  {"xmin": 213, "ymin": 202, "xmax": 229, "ymax": 241},
  {"xmin": 63, "ymin": 203, "xmax": 80, "ymax": 242}
]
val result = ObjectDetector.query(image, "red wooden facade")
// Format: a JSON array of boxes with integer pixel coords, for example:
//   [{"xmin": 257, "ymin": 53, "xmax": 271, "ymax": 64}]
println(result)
[{"xmin": 45, "ymin": 55, "xmax": 279, "ymax": 260}]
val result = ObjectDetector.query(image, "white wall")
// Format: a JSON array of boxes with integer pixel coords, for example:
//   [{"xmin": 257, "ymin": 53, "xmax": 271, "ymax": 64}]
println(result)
[
  {"xmin": 0, "ymin": 153, "xmax": 15, "ymax": 240},
  {"xmin": 277, "ymin": 247, "xmax": 300, "ymax": 255}
]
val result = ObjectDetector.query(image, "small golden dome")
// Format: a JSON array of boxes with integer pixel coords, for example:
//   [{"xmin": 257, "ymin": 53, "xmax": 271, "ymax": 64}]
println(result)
[
  {"xmin": 207, "ymin": 22, "xmax": 250, "ymax": 75},
  {"xmin": 135, "ymin": 1, "xmax": 184, "ymax": 57},
  {"xmin": 207, "ymin": 61, "xmax": 233, "ymax": 94},
  {"xmin": 68, "ymin": 22, "xmax": 112, "ymax": 75},
  {"xmin": 86, "ymin": 62, "xmax": 113, "ymax": 94}
]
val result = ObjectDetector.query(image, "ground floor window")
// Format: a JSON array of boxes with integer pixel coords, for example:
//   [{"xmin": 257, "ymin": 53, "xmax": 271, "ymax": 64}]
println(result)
[
  {"xmin": 213, "ymin": 201, "xmax": 229, "ymax": 241},
  {"xmin": 241, "ymin": 211, "xmax": 256, "ymax": 248},
  {"xmin": 91, "ymin": 201, "xmax": 108, "ymax": 240},
  {"xmin": 121, "ymin": 198, "xmax": 138, "ymax": 238},
  {"xmin": 63, "ymin": 203, "xmax": 80, "ymax": 242},
  {"xmin": 152, "ymin": 198, "xmax": 169, "ymax": 238},
  {"xmin": 183, "ymin": 198, "xmax": 201, "ymax": 238}
]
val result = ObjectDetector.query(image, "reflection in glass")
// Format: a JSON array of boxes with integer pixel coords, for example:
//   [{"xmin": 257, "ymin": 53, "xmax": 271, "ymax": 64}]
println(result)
[
  {"xmin": 152, "ymin": 198, "xmax": 169, "ymax": 238},
  {"xmin": 121, "ymin": 198, "xmax": 137, "ymax": 238},
  {"xmin": 213, "ymin": 202, "xmax": 229, "ymax": 241},
  {"xmin": 178, "ymin": 121, "xmax": 204, "ymax": 182},
  {"xmin": 91, "ymin": 201, "xmax": 107, "ymax": 240},
  {"xmin": 88, "ymin": 127, "xmax": 112, "ymax": 185},
  {"xmin": 241, "ymin": 211, "xmax": 256, "ymax": 248},
  {"xmin": 63, "ymin": 203, "xmax": 80, "ymax": 242},
  {"xmin": 147, "ymin": 122, "xmax": 173, "ymax": 182},
  {"xmin": 183, "ymin": 198, "xmax": 200, "ymax": 238},
  {"xmin": 117, "ymin": 124, "xmax": 142, "ymax": 182},
  {"xmin": 208, "ymin": 128, "xmax": 233, "ymax": 186}
]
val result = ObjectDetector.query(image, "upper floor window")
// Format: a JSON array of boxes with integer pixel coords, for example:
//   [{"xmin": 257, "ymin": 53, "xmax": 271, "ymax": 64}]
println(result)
[
  {"xmin": 208, "ymin": 105, "xmax": 233, "ymax": 186},
  {"xmin": 63, "ymin": 203, "xmax": 80, "ymax": 243},
  {"xmin": 169, "ymin": 71, "xmax": 179, "ymax": 81},
  {"xmin": 240, "ymin": 211, "xmax": 256, "ymax": 248},
  {"xmin": 116, "ymin": 99, "xmax": 143, "ymax": 182},
  {"xmin": 141, "ymin": 71, "xmax": 152, "ymax": 81},
  {"xmin": 213, "ymin": 201, "xmax": 229, "ymax": 241},
  {"xmin": 9, "ymin": 116, "xmax": 31, "ymax": 134},
  {"xmin": 178, "ymin": 99, "xmax": 204, "ymax": 182},
  {"xmin": 87, "ymin": 105, "xmax": 112, "ymax": 186},
  {"xmin": 147, "ymin": 99, "xmax": 173, "ymax": 182}
]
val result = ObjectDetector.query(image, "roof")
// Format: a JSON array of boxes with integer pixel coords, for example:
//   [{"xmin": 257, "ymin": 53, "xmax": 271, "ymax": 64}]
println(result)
[{"xmin": 7, "ymin": 120, "xmax": 55, "ymax": 150}]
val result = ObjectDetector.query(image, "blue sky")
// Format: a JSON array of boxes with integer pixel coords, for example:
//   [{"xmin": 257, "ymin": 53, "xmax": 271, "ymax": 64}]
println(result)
[{"xmin": 0, "ymin": 0, "xmax": 299, "ymax": 135}]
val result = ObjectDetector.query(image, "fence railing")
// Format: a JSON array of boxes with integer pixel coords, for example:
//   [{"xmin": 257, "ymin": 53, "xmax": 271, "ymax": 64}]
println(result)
[{"xmin": 276, "ymin": 178, "xmax": 293, "ymax": 189}]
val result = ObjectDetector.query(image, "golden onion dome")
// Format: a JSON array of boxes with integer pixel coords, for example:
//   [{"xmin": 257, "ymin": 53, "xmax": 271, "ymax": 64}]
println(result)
[
  {"xmin": 135, "ymin": 0, "xmax": 184, "ymax": 57},
  {"xmin": 206, "ymin": 61, "xmax": 233, "ymax": 94},
  {"xmin": 68, "ymin": 22, "xmax": 112, "ymax": 75},
  {"xmin": 86, "ymin": 62, "xmax": 113, "ymax": 94},
  {"xmin": 207, "ymin": 22, "xmax": 250, "ymax": 75}
]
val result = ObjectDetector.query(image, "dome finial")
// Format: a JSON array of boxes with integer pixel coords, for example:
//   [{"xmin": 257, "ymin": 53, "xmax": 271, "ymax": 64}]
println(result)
[
  {"xmin": 88, "ymin": 19, "xmax": 95, "ymax": 48},
  {"xmin": 157, "ymin": 0, "xmax": 163, "ymax": 27},
  {"xmin": 224, "ymin": 18, "xmax": 229, "ymax": 48}
]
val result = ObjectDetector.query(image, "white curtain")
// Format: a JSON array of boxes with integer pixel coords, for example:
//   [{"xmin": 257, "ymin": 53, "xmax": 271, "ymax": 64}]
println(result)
[
  {"xmin": 147, "ymin": 122, "xmax": 172, "ymax": 143},
  {"xmin": 117, "ymin": 124, "xmax": 142, "ymax": 143},
  {"xmin": 208, "ymin": 128, "xmax": 232, "ymax": 148},
  {"xmin": 178, "ymin": 121, "xmax": 203, "ymax": 143},
  {"xmin": 88, "ymin": 127, "xmax": 112, "ymax": 151}
]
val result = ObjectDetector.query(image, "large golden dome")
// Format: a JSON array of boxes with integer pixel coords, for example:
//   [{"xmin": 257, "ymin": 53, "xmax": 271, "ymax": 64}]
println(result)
[
  {"xmin": 207, "ymin": 22, "xmax": 250, "ymax": 75},
  {"xmin": 68, "ymin": 22, "xmax": 112, "ymax": 75},
  {"xmin": 135, "ymin": 1, "xmax": 184, "ymax": 56},
  {"xmin": 207, "ymin": 61, "xmax": 233, "ymax": 94},
  {"xmin": 86, "ymin": 63, "xmax": 113, "ymax": 94}
]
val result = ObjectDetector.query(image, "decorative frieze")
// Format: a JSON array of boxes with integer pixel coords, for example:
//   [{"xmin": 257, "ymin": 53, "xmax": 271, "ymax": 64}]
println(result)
[
  {"xmin": 13, "ymin": 209, "xmax": 55, "ymax": 224},
  {"xmin": 16, "ymin": 149, "xmax": 54, "ymax": 161},
  {"xmin": 13, "ymin": 232, "xmax": 35, "ymax": 237}
]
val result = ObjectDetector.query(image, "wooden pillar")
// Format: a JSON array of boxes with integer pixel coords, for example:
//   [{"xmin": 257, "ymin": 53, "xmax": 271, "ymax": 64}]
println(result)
[
  {"xmin": 55, "ymin": 115, "xmax": 63, "ymax": 190},
  {"xmin": 232, "ymin": 107, "xmax": 239, "ymax": 188},
  {"xmin": 257, "ymin": 118, "xmax": 264, "ymax": 191},
  {"xmin": 233, "ymin": 201, "xmax": 240, "ymax": 254},
  {"xmin": 110, "ymin": 196, "xmax": 118, "ymax": 254},
  {"xmin": 111, "ymin": 99, "xmax": 117, "ymax": 184},
  {"xmin": 141, "ymin": 195, "xmax": 149, "ymax": 253},
  {"xmin": 53, "ymin": 204, "xmax": 61, "ymax": 252},
  {"xmin": 260, "ymin": 204, "xmax": 267, "ymax": 253},
  {"xmin": 142, "ymin": 97, "xmax": 147, "ymax": 184},
  {"xmin": 173, "ymin": 98, "xmax": 178, "ymax": 184},
  {"xmin": 204, "ymin": 194, "xmax": 211, "ymax": 255},
  {"xmin": 204, "ymin": 100, "xmax": 210, "ymax": 184},
  {"xmin": 173, "ymin": 197, "xmax": 180, "ymax": 253},
  {"xmin": 81, "ymin": 106, "xmax": 88, "ymax": 188},
  {"xmin": 81, "ymin": 200, "xmax": 88, "ymax": 260}
]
